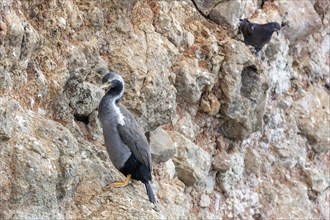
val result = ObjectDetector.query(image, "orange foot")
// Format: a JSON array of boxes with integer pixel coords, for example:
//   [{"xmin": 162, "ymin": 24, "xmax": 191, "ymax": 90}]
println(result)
[{"xmin": 103, "ymin": 174, "xmax": 131, "ymax": 190}]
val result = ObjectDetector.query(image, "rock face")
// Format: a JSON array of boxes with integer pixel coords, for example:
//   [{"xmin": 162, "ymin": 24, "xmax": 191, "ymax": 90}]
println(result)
[
  {"xmin": 193, "ymin": 0, "xmax": 257, "ymax": 29},
  {"xmin": 0, "ymin": 0, "xmax": 329, "ymax": 219},
  {"xmin": 0, "ymin": 98, "xmax": 14, "ymax": 140},
  {"xmin": 170, "ymin": 131, "xmax": 211, "ymax": 186},
  {"xmin": 219, "ymin": 40, "xmax": 269, "ymax": 140},
  {"xmin": 279, "ymin": 0, "xmax": 323, "ymax": 44},
  {"xmin": 1, "ymin": 108, "xmax": 80, "ymax": 219},
  {"xmin": 149, "ymin": 127, "xmax": 176, "ymax": 163},
  {"xmin": 289, "ymin": 87, "xmax": 330, "ymax": 152}
]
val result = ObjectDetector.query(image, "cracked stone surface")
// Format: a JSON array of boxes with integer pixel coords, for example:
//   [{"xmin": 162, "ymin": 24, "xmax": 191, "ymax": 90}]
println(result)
[{"xmin": 0, "ymin": 0, "xmax": 329, "ymax": 219}]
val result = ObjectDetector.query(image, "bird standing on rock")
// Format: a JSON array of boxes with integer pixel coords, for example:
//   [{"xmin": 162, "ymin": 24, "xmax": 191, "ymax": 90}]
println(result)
[
  {"xmin": 98, "ymin": 72, "xmax": 156, "ymax": 204},
  {"xmin": 239, "ymin": 19, "xmax": 281, "ymax": 57}
]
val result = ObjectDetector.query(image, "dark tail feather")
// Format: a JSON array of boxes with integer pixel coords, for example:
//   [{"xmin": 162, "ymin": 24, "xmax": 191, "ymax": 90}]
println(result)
[{"xmin": 145, "ymin": 181, "xmax": 156, "ymax": 204}]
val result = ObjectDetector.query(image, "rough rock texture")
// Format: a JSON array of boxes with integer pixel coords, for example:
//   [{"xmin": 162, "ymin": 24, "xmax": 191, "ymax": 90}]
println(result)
[
  {"xmin": 290, "ymin": 87, "xmax": 330, "ymax": 152},
  {"xmin": 193, "ymin": 0, "xmax": 257, "ymax": 29},
  {"xmin": 170, "ymin": 131, "xmax": 211, "ymax": 186},
  {"xmin": 0, "ymin": 0, "xmax": 329, "ymax": 219},
  {"xmin": 279, "ymin": 0, "xmax": 323, "ymax": 44},
  {"xmin": 149, "ymin": 127, "xmax": 176, "ymax": 163},
  {"xmin": 219, "ymin": 40, "xmax": 269, "ymax": 140},
  {"xmin": 0, "ymin": 98, "xmax": 14, "ymax": 140}
]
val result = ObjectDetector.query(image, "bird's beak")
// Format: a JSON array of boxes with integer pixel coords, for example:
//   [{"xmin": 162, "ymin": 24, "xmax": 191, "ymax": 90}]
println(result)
[{"xmin": 96, "ymin": 81, "xmax": 111, "ymax": 91}]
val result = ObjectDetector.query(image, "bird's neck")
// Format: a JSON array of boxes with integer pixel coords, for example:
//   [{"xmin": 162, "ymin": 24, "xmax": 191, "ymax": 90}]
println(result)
[
  {"xmin": 99, "ymin": 82, "xmax": 124, "ymax": 119},
  {"xmin": 107, "ymin": 82, "xmax": 124, "ymax": 102}
]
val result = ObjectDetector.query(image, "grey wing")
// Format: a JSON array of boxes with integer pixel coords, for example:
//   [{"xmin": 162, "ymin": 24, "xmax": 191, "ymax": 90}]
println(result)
[{"xmin": 117, "ymin": 105, "xmax": 152, "ymax": 171}]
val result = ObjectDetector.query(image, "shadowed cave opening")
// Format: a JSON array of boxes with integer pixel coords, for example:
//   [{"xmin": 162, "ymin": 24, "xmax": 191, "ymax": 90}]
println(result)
[
  {"xmin": 240, "ymin": 65, "xmax": 259, "ymax": 99},
  {"xmin": 74, "ymin": 114, "xmax": 89, "ymax": 125}
]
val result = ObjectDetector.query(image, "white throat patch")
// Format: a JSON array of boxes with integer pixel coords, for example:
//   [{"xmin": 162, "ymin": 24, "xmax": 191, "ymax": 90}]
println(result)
[{"xmin": 112, "ymin": 100, "xmax": 125, "ymax": 126}]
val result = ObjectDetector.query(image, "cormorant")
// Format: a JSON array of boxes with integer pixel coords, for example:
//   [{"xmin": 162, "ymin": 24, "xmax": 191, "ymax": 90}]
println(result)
[{"xmin": 98, "ymin": 72, "xmax": 156, "ymax": 204}]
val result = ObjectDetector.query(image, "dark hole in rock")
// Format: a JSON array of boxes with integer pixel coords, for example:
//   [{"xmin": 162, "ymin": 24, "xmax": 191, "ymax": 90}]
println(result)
[
  {"xmin": 258, "ymin": 0, "xmax": 265, "ymax": 9},
  {"xmin": 74, "ymin": 114, "xmax": 89, "ymax": 125},
  {"xmin": 241, "ymin": 65, "xmax": 259, "ymax": 99},
  {"xmin": 263, "ymin": 114, "xmax": 270, "ymax": 124},
  {"xmin": 307, "ymin": 189, "xmax": 319, "ymax": 201},
  {"xmin": 145, "ymin": 131, "xmax": 151, "ymax": 143},
  {"xmin": 253, "ymin": 213, "xmax": 262, "ymax": 220}
]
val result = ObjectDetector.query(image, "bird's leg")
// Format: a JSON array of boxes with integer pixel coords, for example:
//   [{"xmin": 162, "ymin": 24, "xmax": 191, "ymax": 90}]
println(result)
[{"xmin": 103, "ymin": 174, "xmax": 131, "ymax": 189}]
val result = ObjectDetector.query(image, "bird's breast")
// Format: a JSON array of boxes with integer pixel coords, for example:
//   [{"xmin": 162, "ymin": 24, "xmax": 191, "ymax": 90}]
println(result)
[
  {"xmin": 99, "ymin": 99, "xmax": 125, "ymax": 127},
  {"xmin": 113, "ymin": 104, "xmax": 125, "ymax": 126}
]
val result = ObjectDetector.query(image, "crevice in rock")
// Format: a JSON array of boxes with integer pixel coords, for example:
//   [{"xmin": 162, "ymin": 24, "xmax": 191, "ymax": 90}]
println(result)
[
  {"xmin": 258, "ymin": 0, "xmax": 265, "ymax": 9},
  {"xmin": 240, "ymin": 65, "xmax": 259, "ymax": 100},
  {"xmin": 74, "ymin": 114, "xmax": 89, "ymax": 125},
  {"xmin": 190, "ymin": 0, "xmax": 211, "ymax": 20}
]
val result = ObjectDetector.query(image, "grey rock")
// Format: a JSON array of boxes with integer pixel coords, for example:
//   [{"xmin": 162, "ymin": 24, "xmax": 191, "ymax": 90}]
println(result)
[
  {"xmin": 0, "ymin": 98, "xmax": 14, "ymax": 140},
  {"xmin": 87, "ymin": 110, "xmax": 103, "ymax": 141},
  {"xmin": 0, "ymin": 0, "xmax": 329, "ymax": 219},
  {"xmin": 67, "ymin": 47, "xmax": 88, "ymax": 74},
  {"xmin": 27, "ymin": 62, "xmax": 49, "ymax": 100},
  {"xmin": 141, "ymin": 75, "xmax": 177, "ymax": 131},
  {"xmin": 289, "ymin": 87, "xmax": 330, "ymax": 152},
  {"xmin": 1, "ymin": 112, "xmax": 80, "ymax": 220},
  {"xmin": 164, "ymin": 159, "xmax": 176, "ymax": 179},
  {"xmin": 304, "ymin": 168, "xmax": 330, "ymax": 193},
  {"xmin": 174, "ymin": 59, "xmax": 216, "ymax": 103},
  {"xmin": 262, "ymin": 30, "xmax": 291, "ymax": 94},
  {"xmin": 174, "ymin": 112, "xmax": 199, "ymax": 141},
  {"xmin": 317, "ymin": 186, "xmax": 330, "ymax": 219},
  {"xmin": 209, "ymin": 0, "xmax": 242, "ymax": 29},
  {"xmin": 149, "ymin": 127, "xmax": 176, "ymax": 163},
  {"xmin": 261, "ymin": 182, "xmax": 312, "ymax": 219},
  {"xmin": 244, "ymin": 148, "xmax": 261, "ymax": 175},
  {"xmin": 289, "ymin": 32, "xmax": 329, "ymax": 88},
  {"xmin": 199, "ymin": 194, "xmax": 211, "ymax": 208},
  {"xmin": 19, "ymin": 23, "xmax": 40, "ymax": 62},
  {"xmin": 200, "ymin": 92, "xmax": 221, "ymax": 116},
  {"xmin": 157, "ymin": 13, "xmax": 184, "ymax": 47},
  {"xmin": 54, "ymin": 94, "xmax": 74, "ymax": 123},
  {"xmin": 54, "ymin": 73, "xmax": 104, "ymax": 124},
  {"xmin": 210, "ymin": 54, "xmax": 224, "ymax": 75},
  {"xmin": 219, "ymin": 40, "xmax": 269, "ymax": 140},
  {"xmin": 313, "ymin": 0, "xmax": 329, "ymax": 19},
  {"xmin": 193, "ymin": 0, "xmax": 223, "ymax": 15},
  {"xmin": 169, "ymin": 131, "xmax": 211, "ymax": 186},
  {"xmin": 203, "ymin": 173, "xmax": 216, "ymax": 194},
  {"xmin": 90, "ymin": 8, "xmax": 104, "ymax": 29},
  {"xmin": 4, "ymin": 11, "xmax": 40, "ymax": 66},
  {"xmin": 184, "ymin": 31, "xmax": 195, "ymax": 48},
  {"xmin": 0, "ymin": 66, "xmax": 12, "ymax": 91},
  {"xmin": 69, "ymin": 82, "xmax": 102, "ymax": 116},
  {"xmin": 216, "ymin": 153, "xmax": 244, "ymax": 193},
  {"xmin": 212, "ymin": 151, "xmax": 231, "ymax": 172},
  {"xmin": 279, "ymin": 1, "xmax": 322, "ymax": 44}
]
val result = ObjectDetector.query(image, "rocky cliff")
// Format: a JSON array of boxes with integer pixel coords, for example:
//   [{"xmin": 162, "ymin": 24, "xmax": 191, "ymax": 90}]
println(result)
[{"xmin": 0, "ymin": 0, "xmax": 329, "ymax": 219}]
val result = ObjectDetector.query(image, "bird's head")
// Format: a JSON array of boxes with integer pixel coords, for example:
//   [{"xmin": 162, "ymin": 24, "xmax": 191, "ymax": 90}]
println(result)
[
  {"xmin": 98, "ymin": 72, "xmax": 125, "ymax": 93},
  {"xmin": 239, "ymin": 18, "xmax": 250, "ymax": 25},
  {"xmin": 272, "ymin": 22, "xmax": 281, "ymax": 35}
]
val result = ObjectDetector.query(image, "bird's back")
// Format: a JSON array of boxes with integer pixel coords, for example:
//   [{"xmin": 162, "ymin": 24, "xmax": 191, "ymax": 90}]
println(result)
[
  {"xmin": 240, "ymin": 20, "xmax": 279, "ymax": 52},
  {"xmin": 117, "ymin": 104, "xmax": 152, "ymax": 171}
]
